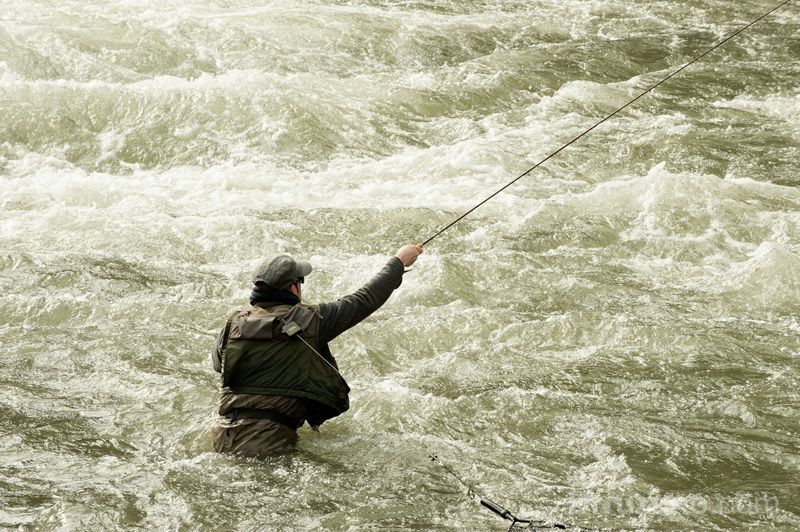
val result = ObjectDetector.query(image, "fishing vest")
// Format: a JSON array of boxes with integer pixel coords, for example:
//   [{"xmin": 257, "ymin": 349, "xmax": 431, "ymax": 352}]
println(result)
[{"xmin": 219, "ymin": 303, "xmax": 350, "ymax": 426}]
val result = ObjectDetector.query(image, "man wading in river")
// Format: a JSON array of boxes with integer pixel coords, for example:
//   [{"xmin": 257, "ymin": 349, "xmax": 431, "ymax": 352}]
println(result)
[{"xmin": 211, "ymin": 245, "xmax": 423, "ymax": 457}]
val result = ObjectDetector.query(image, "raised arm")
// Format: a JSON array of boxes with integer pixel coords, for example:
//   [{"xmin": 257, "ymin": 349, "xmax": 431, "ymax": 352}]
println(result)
[{"xmin": 318, "ymin": 245, "xmax": 422, "ymax": 342}]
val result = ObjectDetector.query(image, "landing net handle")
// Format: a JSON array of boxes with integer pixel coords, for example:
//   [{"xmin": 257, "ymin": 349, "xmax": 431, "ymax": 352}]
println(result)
[{"xmin": 429, "ymin": 454, "xmax": 583, "ymax": 531}]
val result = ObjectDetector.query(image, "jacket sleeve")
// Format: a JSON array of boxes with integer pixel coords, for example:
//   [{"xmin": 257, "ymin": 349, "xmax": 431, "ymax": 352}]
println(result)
[
  {"xmin": 211, "ymin": 324, "xmax": 225, "ymax": 373},
  {"xmin": 317, "ymin": 257, "xmax": 405, "ymax": 343},
  {"xmin": 212, "ymin": 311, "xmax": 239, "ymax": 372}
]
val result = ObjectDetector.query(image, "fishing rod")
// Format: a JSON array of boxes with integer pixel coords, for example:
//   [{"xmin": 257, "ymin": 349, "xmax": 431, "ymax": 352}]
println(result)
[
  {"xmin": 422, "ymin": 1, "xmax": 792, "ymax": 527},
  {"xmin": 421, "ymin": 0, "xmax": 794, "ymax": 246}
]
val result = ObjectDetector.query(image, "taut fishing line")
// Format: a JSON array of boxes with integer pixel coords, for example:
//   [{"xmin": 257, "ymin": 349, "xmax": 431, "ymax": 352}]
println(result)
[
  {"xmin": 421, "ymin": 1, "xmax": 793, "ymax": 528},
  {"xmin": 420, "ymin": 0, "xmax": 793, "ymax": 246}
]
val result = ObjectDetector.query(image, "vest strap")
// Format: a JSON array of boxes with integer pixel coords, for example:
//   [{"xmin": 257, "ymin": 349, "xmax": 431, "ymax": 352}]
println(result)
[
  {"xmin": 219, "ymin": 316, "xmax": 234, "ymax": 386},
  {"xmin": 224, "ymin": 408, "xmax": 299, "ymax": 428}
]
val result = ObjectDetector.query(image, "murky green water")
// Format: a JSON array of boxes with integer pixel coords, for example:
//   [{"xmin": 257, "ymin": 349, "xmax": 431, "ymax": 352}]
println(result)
[{"xmin": 1, "ymin": 1, "xmax": 799, "ymax": 529}]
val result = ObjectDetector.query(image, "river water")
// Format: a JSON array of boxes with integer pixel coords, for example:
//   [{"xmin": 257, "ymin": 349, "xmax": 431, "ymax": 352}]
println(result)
[{"xmin": 1, "ymin": 1, "xmax": 798, "ymax": 530}]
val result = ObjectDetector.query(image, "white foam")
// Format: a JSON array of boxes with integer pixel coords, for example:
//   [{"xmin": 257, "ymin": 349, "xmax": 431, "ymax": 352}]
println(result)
[{"xmin": 713, "ymin": 93, "xmax": 800, "ymax": 131}]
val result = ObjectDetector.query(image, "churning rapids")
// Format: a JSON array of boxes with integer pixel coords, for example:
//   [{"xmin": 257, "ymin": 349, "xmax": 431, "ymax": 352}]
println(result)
[{"xmin": 1, "ymin": 1, "xmax": 799, "ymax": 530}]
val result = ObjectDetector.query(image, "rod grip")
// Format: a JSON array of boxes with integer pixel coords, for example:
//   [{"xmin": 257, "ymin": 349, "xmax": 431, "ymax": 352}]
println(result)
[{"xmin": 479, "ymin": 497, "xmax": 512, "ymax": 520}]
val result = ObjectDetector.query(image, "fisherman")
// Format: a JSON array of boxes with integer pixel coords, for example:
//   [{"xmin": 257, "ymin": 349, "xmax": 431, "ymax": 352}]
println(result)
[{"xmin": 211, "ymin": 244, "xmax": 423, "ymax": 457}]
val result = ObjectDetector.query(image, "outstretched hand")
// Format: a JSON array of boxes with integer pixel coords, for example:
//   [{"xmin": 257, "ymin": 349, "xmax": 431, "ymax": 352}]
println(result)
[{"xmin": 395, "ymin": 244, "xmax": 423, "ymax": 267}]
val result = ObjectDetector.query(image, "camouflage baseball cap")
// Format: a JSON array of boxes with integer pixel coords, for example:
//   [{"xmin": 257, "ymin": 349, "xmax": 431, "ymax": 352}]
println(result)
[{"xmin": 252, "ymin": 254, "xmax": 312, "ymax": 290}]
